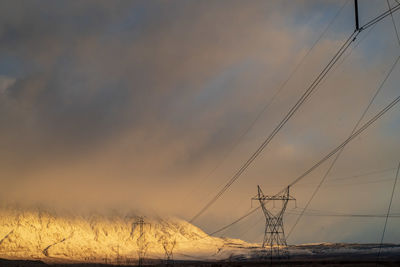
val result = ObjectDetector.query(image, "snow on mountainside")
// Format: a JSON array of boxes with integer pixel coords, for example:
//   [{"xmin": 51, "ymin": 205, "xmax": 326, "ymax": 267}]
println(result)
[
  {"xmin": 1, "ymin": 207, "xmax": 399, "ymax": 264},
  {"xmin": 0, "ymin": 208, "xmax": 254, "ymax": 264}
]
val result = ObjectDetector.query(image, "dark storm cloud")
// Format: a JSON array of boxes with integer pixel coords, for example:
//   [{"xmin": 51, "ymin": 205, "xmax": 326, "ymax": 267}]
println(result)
[
  {"xmin": 0, "ymin": 0, "xmax": 303, "ymax": 167},
  {"xmin": 0, "ymin": 1, "xmax": 138, "ymax": 157}
]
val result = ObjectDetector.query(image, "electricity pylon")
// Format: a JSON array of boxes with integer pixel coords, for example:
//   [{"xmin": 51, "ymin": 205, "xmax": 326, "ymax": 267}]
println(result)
[
  {"xmin": 133, "ymin": 216, "xmax": 150, "ymax": 267},
  {"xmin": 252, "ymin": 185, "xmax": 295, "ymax": 260},
  {"xmin": 161, "ymin": 236, "xmax": 176, "ymax": 266}
]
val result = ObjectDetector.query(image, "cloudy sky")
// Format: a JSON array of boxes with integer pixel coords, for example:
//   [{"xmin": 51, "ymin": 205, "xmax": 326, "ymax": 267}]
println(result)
[{"xmin": 0, "ymin": 0, "xmax": 400, "ymax": 244}]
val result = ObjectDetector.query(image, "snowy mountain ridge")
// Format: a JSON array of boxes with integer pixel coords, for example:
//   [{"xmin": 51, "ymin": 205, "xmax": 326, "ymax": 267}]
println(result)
[{"xmin": 0, "ymin": 207, "xmax": 252, "ymax": 264}]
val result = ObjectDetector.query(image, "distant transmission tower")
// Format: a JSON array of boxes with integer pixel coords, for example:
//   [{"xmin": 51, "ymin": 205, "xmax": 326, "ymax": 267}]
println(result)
[
  {"xmin": 252, "ymin": 185, "xmax": 295, "ymax": 259},
  {"xmin": 161, "ymin": 236, "xmax": 176, "ymax": 265},
  {"xmin": 133, "ymin": 216, "xmax": 150, "ymax": 267}
]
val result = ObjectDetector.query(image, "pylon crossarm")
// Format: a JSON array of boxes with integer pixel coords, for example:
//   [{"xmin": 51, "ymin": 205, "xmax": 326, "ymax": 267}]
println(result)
[{"xmin": 253, "ymin": 195, "xmax": 295, "ymax": 201}]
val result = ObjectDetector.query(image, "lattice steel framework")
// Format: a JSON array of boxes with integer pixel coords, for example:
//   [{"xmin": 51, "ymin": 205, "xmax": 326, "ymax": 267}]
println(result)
[
  {"xmin": 133, "ymin": 217, "xmax": 150, "ymax": 267},
  {"xmin": 252, "ymin": 185, "xmax": 295, "ymax": 259},
  {"xmin": 161, "ymin": 237, "xmax": 176, "ymax": 266}
]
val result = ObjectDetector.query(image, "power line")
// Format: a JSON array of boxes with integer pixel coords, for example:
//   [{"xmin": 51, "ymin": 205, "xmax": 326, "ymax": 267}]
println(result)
[
  {"xmin": 228, "ymin": 207, "xmax": 400, "ymax": 241},
  {"xmin": 283, "ymin": 167, "xmax": 396, "ymax": 187},
  {"xmin": 287, "ymin": 211, "xmax": 400, "ymax": 219},
  {"xmin": 387, "ymin": 0, "xmax": 400, "ymax": 46},
  {"xmin": 183, "ymin": 0, "xmax": 350, "ymax": 208},
  {"xmin": 322, "ymin": 177, "xmax": 395, "ymax": 187},
  {"xmin": 211, "ymin": 92, "xmax": 400, "ymax": 236},
  {"xmin": 291, "ymin": 206, "xmax": 400, "ymax": 216},
  {"xmin": 318, "ymin": 23, "xmax": 377, "ymax": 91},
  {"xmin": 361, "ymin": 2, "xmax": 400, "ymax": 30},
  {"xmin": 377, "ymin": 161, "xmax": 400, "ymax": 261},
  {"xmin": 233, "ymin": 167, "xmax": 400, "ymax": 241},
  {"xmin": 189, "ymin": 29, "xmax": 359, "ymax": 223},
  {"xmin": 290, "ymin": 167, "xmax": 395, "ymax": 188},
  {"xmin": 205, "ymin": 1, "xmax": 400, "ymax": 237},
  {"xmin": 328, "ymin": 167, "xmax": 396, "ymax": 182},
  {"xmin": 191, "ymin": 2, "xmax": 400, "ymax": 224},
  {"xmin": 286, "ymin": 52, "xmax": 400, "ymax": 239},
  {"xmin": 288, "ymin": 98, "xmax": 400, "ymax": 189}
]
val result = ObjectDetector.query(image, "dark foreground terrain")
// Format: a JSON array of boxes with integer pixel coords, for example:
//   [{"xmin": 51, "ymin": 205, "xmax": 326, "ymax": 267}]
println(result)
[
  {"xmin": 2, "ymin": 244, "xmax": 400, "ymax": 267},
  {"xmin": 1, "ymin": 258, "xmax": 399, "ymax": 267}
]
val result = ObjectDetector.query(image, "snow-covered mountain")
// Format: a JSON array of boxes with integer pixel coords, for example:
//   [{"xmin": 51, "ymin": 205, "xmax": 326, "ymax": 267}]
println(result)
[
  {"xmin": 0, "ymin": 207, "xmax": 253, "ymax": 264},
  {"xmin": 0, "ymin": 207, "xmax": 399, "ymax": 264}
]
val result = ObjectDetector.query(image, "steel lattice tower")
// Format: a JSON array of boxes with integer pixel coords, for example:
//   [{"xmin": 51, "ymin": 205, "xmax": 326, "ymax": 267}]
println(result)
[
  {"xmin": 133, "ymin": 216, "xmax": 150, "ymax": 267},
  {"xmin": 161, "ymin": 237, "xmax": 176, "ymax": 266},
  {"xmin": 252, "ymin": 185, "xmax": 295, "ymax": 259}
]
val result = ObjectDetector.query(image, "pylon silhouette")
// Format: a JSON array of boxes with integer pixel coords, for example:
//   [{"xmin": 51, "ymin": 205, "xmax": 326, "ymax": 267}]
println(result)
[
  {"xmin": 133, "ymin": 216, "xmax": 150, "ymax": 267},
  {"xmin": 252, "ymin": 185, "xmax": 295, "ymax": 260}
]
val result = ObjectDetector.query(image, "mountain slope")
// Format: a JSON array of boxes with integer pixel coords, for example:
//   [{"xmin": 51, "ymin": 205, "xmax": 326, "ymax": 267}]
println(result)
[{"xmin": 0, "ymin": 208, "xmax": 251, "ymax": 263}]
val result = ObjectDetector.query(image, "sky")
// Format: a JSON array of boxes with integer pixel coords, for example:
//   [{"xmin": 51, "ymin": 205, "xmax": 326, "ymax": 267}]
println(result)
[{"xmin": 0, "ymin": 0, "xmax": 400, "ymax": 244}]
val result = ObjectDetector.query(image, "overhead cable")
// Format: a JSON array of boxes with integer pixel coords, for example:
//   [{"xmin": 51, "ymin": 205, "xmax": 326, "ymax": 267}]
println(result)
[{"xmin": 189, "ymin": 29, "xmax": 359, "ymax": 223}]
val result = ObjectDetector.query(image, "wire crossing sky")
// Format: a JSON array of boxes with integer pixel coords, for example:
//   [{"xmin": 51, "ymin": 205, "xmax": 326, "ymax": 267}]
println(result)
[
  {"xmin": 190, "ymin": 1, "xmax": 400, "ymax": 224},
  {"xmin": 190, "ymin": 29, "xmax": 359, "ymax": 223}
]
